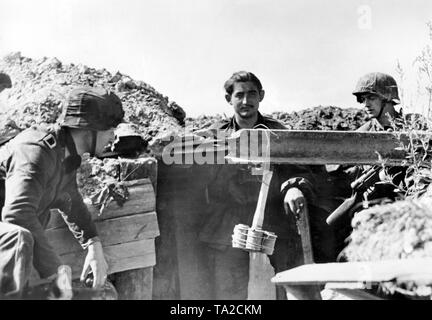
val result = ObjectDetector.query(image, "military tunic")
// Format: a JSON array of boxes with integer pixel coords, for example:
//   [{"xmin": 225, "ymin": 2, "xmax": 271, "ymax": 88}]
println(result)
[
  {"xmin": 0, "ymin": 124, "xmax": 98, "ymax": 294},
  {"xmin": 197, "ymin": 112, "xmax": 332, "ymax": 299}
]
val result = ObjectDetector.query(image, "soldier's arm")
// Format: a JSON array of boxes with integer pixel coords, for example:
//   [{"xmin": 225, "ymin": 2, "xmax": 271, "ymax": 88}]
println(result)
[
  {"xmin": 264, "ymin": 121, "xmax": 317, "ymax": 201},
  {"xmin": 276, "ymin": 164, "xmax": 318, "ymax": 218},
  {"xmin": 2, "ymin": 143, "xmax": 61, "ymax": 278},
  {"xmin": 60, "ymin": 173, "xmax": 108, "ymax": 288},
  {"xmin": 279, "ymin": 165, "xmax": 317, "ymax": 202},
  {"xmin": 58, "ymin": 173, "xmax": 99, "ymax": 249}
]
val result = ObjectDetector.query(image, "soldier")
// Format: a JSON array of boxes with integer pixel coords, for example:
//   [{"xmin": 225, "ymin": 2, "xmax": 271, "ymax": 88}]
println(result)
[
  {"xmin": 353, "ymin": 72, "xmax": 402, "ymax": 131},
  {"xmin": 351, "ymin": 72, "xmax": 406, "ymax": 199},
  {"xmin": 328, "ymin": 73, "xmax": 408, "ymax": 255},
  {"xmin": 198, "ymin": 71, "xmax": 331, "ymax": 300},
  {"xmin": 0, "ymin": 86, "xmax": 124, "ymax": 297}
]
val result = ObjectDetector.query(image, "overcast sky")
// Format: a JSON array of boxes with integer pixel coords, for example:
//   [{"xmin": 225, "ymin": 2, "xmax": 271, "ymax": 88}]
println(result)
[{"xmin": 0, "ymin": 0, "xmax": 431, "ymax": 117}]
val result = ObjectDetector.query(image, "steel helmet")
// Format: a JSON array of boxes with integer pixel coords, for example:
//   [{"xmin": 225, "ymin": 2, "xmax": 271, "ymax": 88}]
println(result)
[
  {"xmin": 353, "ymin": 72, "xmax": 400, "ymax": 104},
  {"xmin": 59, "ymin": 86, "xmax": 124, "ymax": 131},
  {"xmin": 0, "ymin": 72, "xmax": 12, "ymax": 89}
]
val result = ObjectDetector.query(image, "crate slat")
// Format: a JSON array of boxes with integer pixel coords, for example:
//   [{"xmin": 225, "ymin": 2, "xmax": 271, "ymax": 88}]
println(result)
[
  {"xmin": 46, "ymin": 211, "xmax": 159, "ymax": 255},
  {"xmin": 61, "ymin": 239, "xmax": 156, "ymax": 279},
  {"xmin": 47, "ymin": 178, "xmax": 156, "ymax": 229}
]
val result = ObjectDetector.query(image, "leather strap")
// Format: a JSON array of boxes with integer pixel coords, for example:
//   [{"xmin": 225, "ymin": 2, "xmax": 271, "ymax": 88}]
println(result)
[
  {"xmin": 63, "ymin": 128, "xmax": 82, "ymax": 173},
  {"xmin": 90, "ymin": 130, "xmax": 98, "ymax": 156}
]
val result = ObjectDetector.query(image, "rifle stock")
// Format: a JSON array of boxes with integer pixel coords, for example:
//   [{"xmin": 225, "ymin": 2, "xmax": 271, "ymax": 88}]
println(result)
[{"xmin": 326, "ymin": 192, "xmax": 358, "ymax": 225}]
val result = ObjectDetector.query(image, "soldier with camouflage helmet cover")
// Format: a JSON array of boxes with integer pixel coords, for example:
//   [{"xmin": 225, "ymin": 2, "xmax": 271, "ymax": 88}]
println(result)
[{"xmin": 0, "ymin": 86, "xmax": 124, "ymax": 297}]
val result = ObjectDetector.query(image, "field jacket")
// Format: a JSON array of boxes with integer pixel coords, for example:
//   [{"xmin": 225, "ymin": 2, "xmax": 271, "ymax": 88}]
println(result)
[
  {"xmin": 198, "ymin": 113, "xmax": 318, "ymax": 247},
  {"xmin": 0, "ymin": 124, "xmax": 98, "ymax": 277}
]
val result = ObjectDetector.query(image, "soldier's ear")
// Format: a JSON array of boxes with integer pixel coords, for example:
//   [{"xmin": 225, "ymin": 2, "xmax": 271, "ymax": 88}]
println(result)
[
  {"xmin": 259, "ymin": 90, "xmax": 265, "ymax": 102},
  {"xmin": 225, "ymin": 94, "xmax": 232, "ymax": 105}
]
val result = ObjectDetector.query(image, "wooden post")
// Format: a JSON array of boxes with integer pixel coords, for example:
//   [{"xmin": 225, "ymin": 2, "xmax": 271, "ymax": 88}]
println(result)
[
  {"xmin": 248, "ymin": 167, "xmax": 277, "ymax": 300},
  {"xmin": 293, "ymin": 205, "xmax": 322, "ymax": 300},
  {"xmin": 248, "ymin": 252, "xmax": 276, "ymax": 300},
  {"xmin": 251, "ymin": 168, "xmax": 273, "ymax": 230},
  {"xmin": 112, "ymin": 159, "xmax": 158, "ymax": 300},
  {"xmin": 296, "ymin": 205, "xmax": 314, "ymax": 265}
]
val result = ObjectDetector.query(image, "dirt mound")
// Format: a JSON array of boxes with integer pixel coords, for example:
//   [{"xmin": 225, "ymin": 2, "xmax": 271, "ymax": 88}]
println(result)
[
  {"xmin": 342, "ymin": 197, "xmax": 432, "ymax": 262},
  {"xmin": 271, "ymin": 106, "xmax": 367, "ymax": 130},
  {"xmin": 185, "ymin": 106, "xmax": 367, "ymax": 131},
  {"xmin": 341, "ymin": 195, "xmax": 432, "ymax": 297},
  {"xmin": 0, "ymin": 52, "xmax": 185, "ymax": 145},
  {"xmin": 0, "ymin": 52, "xmax": 367, "ymax": 147}
]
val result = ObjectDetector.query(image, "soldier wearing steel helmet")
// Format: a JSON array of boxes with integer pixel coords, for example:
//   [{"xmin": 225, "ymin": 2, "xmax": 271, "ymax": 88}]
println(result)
[
  {"xmin": 327, "ymin": 73, "xmax": 410, "ymax": 256},
  {"xmin": 0, "ymin": 86, "xmax": 124, "ymax": 297},
  {"xmin": 350, "ymin": 72, "xmax": 406, "ymax": 187},
  {"xmin": 353, "ymin": 72, "xmax": 401, "ymax": 131}
]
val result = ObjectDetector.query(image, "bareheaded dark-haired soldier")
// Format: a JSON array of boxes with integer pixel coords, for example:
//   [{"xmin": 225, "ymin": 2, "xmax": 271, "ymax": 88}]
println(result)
[{"xmin": 198, "ymin": 71, "xmax": 334, "ymax": 300}]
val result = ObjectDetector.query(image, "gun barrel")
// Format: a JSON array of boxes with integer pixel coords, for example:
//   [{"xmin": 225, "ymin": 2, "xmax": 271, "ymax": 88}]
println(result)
[{"xmin": 350, "ymin": 166, "xmax": 380, "ymax": 190}]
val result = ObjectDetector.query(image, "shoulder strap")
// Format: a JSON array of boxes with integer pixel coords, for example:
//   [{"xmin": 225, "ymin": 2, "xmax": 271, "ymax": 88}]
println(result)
[{"xmin": 62, "ymin": 128, "xmax": 82, "ymax": 173}]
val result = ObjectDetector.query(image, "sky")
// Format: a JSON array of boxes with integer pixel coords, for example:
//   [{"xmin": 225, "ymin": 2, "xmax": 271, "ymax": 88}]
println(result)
[{"xmin": 0, "ymin": 0, "xmax": 431, "ymax": 117}]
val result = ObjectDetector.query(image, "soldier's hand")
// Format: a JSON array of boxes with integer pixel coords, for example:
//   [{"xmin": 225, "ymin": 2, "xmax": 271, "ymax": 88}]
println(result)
[
  {"xmin": 81, "ymin": 240, "xmax": 108, "ymax": 289},
  {"xmin": 284, "ymin": 187, "xmax": 307, "ymax": 216}
]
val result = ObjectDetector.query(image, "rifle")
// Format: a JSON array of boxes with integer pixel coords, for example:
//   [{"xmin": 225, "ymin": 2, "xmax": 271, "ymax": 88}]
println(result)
[{"xmin": 326, "ymin": 165, "xmax": 382, "ymax": 226}]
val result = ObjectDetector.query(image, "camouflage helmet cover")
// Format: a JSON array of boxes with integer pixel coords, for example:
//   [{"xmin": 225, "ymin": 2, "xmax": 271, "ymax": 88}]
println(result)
[
  {"xmin": 353, "ymin": 72, "xmax": 400, "ymax": 104},
  {"xmin": 59, "ymin": 86, "xmax": 124, "ymax": 131}
]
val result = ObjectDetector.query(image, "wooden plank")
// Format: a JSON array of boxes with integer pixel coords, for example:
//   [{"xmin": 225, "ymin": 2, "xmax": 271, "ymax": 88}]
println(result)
[
  {"xmin": 280, "ymin": 285, "xmax": 323, "ymax": 300},
  {"xmin": 119, "ymin": 158, "xmax": 158, "ymax": 190},
  {"xmin": 272, "ymin": 258, "xmax": 432, "ymax": 286},
  {"xmin": 47, "ymin": 179, "xmax": 156, "ymax": 229},
  {"xmin": 86, "ymin": 179, "xmax": 156, "ymax": 221},
  {"xmin": 46, "ymin": 211, "xmax": 160, "ymax": 255},
  {"xmin": 248, "ymin": 252, "xmax": 276, "ymax": 300},
  {"xmin": 330, "ymin": 289, "xmax": 384, "ymax": 300},
  {"xmin": 60, "ymin": 239, "xmax": 156, "ymax": 279},
  {"xmin": 113, "ymin": 268, "xmax": 154, "ymax": 300},
  {"xmin": 296, "ymin": 206, "xmax": 314, "ymax": 265},
  {"xmin": 247, "ymin": 166, "xmax": 276, "ymax": 300},
  {"xmin": 29, "ymin": 239, "xmax": 156, "ymax": 284}
]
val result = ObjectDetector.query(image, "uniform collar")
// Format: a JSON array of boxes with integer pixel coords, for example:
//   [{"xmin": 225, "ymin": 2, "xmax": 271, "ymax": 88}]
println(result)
[{"xmin": 230, "ymin": 112, "xmax": 265, "ymax": 131}]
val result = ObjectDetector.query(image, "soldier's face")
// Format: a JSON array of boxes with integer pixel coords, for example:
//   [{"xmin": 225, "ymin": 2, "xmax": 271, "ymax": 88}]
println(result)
[
  {"xmin": 226, "ymin": 81, "xmax": 264, "ymax": 119},
  {"xmin": 360, "ymin": 93, "xmax": 384, "ymax": 118},
  {"xmin": 94, "ymin": 128, "xmax": 115, "ymax": 156}
]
